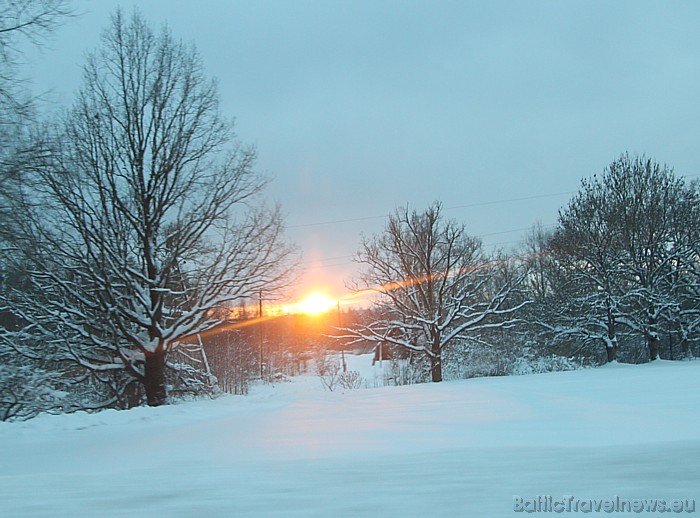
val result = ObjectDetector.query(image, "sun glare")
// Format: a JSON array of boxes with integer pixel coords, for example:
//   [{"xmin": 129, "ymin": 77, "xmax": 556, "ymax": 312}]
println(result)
[{"xmin": 296, "ymin": 292, "xmax": 336, "ymax": 316}]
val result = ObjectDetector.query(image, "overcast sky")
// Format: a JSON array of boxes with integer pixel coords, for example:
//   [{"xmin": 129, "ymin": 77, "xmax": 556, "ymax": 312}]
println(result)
[{"xmin": 23, "ymin": 0, "xmax": 700, "ymax": 299}]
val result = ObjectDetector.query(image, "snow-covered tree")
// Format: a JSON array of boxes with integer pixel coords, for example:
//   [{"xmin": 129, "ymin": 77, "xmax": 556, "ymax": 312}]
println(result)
[
  {"xmin": 540, "ymin": 154, "xmax": 700, "ymax": 362},
  {"xmin": 657, "ymin": 179, "xmax": 700, "ymax": 358},
  {"xmin": 0, "ymin": 0, "xmax": 75, "ymax": 420},
  {"xmin": 3, "ymin": 10, "xmax": 295, "ymax": 407},
  {"xmin": 591, "ymin": 155, "xmax": 694, "ymax": 360},
  {"xmin": 546, "ymin": 177, "xmax": 628, "ymax": 362},
  {"xmin": 343, "ymin": 202, "xmax": 527, "ymax": 382}
]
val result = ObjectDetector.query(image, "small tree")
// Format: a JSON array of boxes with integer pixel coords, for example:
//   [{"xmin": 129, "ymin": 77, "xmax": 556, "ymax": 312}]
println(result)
[
  {"xmin": 343, "ymin": 202, "xmax": 526, "ymax": 382},
  {"xmin": 313, "ymin": 347, "xmax": 342, "ymax": 391},
  {"xmin": 4, "ymin": 10, "xmax": 295, "ymax": 407}
]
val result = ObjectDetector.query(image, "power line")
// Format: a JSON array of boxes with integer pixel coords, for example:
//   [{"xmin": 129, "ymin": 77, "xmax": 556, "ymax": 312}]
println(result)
[
  {"xmin": 299, "ymin": 222, "xmax": 557, "ymax": 269},
  {"xmin": 444, "ymin": 191, "xmax": 573, "ymax": 211},
  {"xmin": 292, "ymin": 174, "xmax": 700, "ymax": 277},
  {"xmin": 315, "ymin": 254, "xmax": 354, "ymax": 263},
  {"xmin": 478, "ymin": 223, "xmax": 556, "ymax": 238},
  {"xmin": 289, "ymin": 175, "xmax": 700, "ymax": 231},
  {"xmin": 287, "ymin": 190, "xmax": 572, "ymax": 229},
  {"xmin": 288, "ymin": 213, "xmax": 389, "ymax": 229}
]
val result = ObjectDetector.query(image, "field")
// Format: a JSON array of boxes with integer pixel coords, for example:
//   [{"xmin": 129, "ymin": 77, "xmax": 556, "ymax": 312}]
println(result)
[{"xmin": 1, "ymin": 357, "xmax": 698, "ymax": 516}]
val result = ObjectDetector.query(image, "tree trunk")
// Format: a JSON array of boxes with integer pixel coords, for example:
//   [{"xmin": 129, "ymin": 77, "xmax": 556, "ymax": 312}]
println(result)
[
  {"xmin": 144, "ymin": 348, "xmax": 168, "ymax": 406},
  {"xmin": 605, "ymin": 303, "xmax": 617, "ymax": 363},
  {"xmin": 429, "ymin": 353, "xmax": 443, "ymax": 382},
  {"xmin": 676, "ymin": 324, "xmax": 690, "ymax": 359},
  {"xmin": 681, "ymin": 338, "xmax": 690, "ymax": 359},
  {"xmin": 429, "ymin": 332, "xmax": 443, "ymax": 382},
  {"xmin": 647, "ymin": 335, "xmax": 659, "ymax": 362},
  {"xmin": 606, "ymin": 343, "xmax": 617, "ymax": 363},
  {"xmin": 647, "ymin": 314, "xmax": 659, "ymax": 361}
]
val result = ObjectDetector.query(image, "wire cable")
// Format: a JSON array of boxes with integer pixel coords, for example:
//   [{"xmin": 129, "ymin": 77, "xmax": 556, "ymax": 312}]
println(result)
[{"xmin": 287, "ymin": 191, "xmax": 572, "ymax": 229}]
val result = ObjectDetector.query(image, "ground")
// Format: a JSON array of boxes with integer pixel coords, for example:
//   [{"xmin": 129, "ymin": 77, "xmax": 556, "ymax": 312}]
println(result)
[{"xmin": 0, "ymin": 356, "xmax": 698, "ymax": 516}]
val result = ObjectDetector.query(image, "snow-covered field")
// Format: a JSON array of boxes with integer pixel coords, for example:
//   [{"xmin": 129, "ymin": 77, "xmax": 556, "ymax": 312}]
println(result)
[{"xmin": 1, "ymin": 357, "xmax": 699, "ymax": 517}]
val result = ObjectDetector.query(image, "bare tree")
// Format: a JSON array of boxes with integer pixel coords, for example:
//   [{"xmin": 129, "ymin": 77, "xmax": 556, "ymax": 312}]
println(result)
[
  {"xmin": 4, "ymin": 10, "xmax": 295, "ymax": 407},
  {"xmin": 313, "ymin": 347, "xmax": 342, "ymax": 391},
  {"xmin": 520, "ymin": 223, "xmax": 556, "ymax": 304},
  {"xmin": 342, "ymin": 202, "xmax": 527, "ymax": 382},
  {"xmin": 0, "ymin": 0, "xmax": 73, "ymax": 226},
  {"xmin": 0, "ymin": 0, "xmax": 73, "ymax": 133}
]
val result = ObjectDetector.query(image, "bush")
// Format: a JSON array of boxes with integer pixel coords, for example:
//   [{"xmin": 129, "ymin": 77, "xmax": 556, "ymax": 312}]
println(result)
[
  {"xmin": 510, "ymin": 349, "xmax": 582, "ymax": 375},
  {"xmin": 338, "ymin": 370, "xmax": 364, "ymax": 390}
]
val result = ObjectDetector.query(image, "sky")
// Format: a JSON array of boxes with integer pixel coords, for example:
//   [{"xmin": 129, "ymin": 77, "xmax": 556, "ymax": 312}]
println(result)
[{"xmin": 21, "ymin": 0, "xmax": 700, "ymax": 301}]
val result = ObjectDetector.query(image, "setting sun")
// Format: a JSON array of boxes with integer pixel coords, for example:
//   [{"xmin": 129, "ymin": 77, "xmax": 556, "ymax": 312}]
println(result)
[{"xmin": 296, "ymin": 292, "xmax": 336, "ymax": 315}]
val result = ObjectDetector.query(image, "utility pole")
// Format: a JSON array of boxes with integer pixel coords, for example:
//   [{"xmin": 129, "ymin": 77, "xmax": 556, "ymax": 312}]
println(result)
[
  {"xmin": 259, "ymin": 289, "xmax": 264, "ymax": 380},
  {"xmin": 338, "ymin": 300, "xmax": 346, "ymax": 372}
]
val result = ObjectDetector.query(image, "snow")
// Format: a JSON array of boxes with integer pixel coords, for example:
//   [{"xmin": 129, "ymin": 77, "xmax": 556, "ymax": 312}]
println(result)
[{"xmin": 1, "ymin": 357, "xmax": 699, "ymax": 516}]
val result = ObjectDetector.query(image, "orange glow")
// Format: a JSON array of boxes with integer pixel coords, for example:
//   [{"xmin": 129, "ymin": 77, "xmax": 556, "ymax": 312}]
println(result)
[
  {"xmin": 295, "ymin": 292, "xmax": 337, "ymax": 315},
  {"xmin": 180, "ymin": 256, "xmax": 519, "ymax": 344}
]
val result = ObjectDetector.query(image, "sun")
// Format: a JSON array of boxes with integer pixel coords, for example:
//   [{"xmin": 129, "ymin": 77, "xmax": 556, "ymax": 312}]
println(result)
[{"xmin": 296, "ymin": 292, "xmax": 336, "ymax": 316}]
